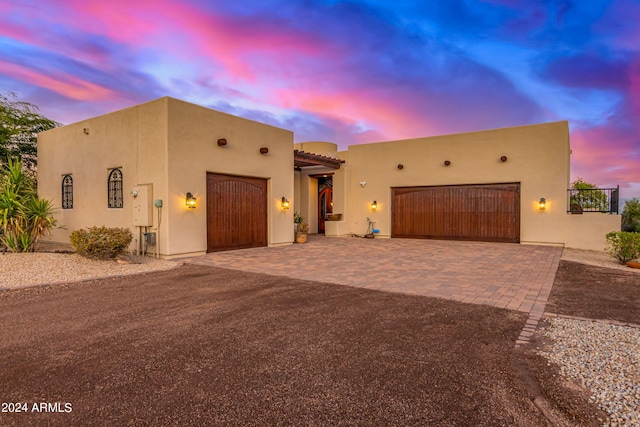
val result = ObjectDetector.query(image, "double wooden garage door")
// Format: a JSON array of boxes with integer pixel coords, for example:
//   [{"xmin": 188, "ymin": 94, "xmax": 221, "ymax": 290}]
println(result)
[
  {"xmin": 392, "ymin": 183, "xmax": 520, "ymax": 243},
  {"xmin": 207, "ymin": 173, "xmax": 267, "ymax": 252}
]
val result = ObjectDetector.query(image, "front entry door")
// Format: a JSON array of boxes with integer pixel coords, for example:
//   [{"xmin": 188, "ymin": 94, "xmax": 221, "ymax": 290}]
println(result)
[{"xmin": 318, "ymin": 187, "xmax": 333, "ymax": 234}]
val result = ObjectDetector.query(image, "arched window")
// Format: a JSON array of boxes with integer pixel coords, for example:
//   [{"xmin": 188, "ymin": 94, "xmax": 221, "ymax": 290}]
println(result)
[
  {"xmin": 108, "ymin": 168, "xmax": 123, "ymax": 208},
  {"xmin": 62, "ymin": 175, "xmax": 73, "ymax": 209}
]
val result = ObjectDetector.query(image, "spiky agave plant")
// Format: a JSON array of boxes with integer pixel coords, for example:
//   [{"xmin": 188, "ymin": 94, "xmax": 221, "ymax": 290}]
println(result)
[{"xmin": 0, "ymin": 157, "xmax": 56, "ymax": 252}]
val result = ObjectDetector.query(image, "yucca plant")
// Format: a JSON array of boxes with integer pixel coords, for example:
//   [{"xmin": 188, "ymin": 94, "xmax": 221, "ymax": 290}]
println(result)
[{"xmin": 0, "ymin": 157, "xmax": 57, "ymax": 252}]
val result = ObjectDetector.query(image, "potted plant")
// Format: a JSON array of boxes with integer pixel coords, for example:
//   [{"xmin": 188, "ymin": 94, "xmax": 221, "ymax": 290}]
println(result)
[{"xmin": 294, "ymin": 212, "xmax": 309, "ymax": 243}]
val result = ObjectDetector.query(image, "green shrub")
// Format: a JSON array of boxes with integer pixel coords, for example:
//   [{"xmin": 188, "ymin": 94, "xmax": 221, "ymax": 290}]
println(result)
[
  {"xmin": 0, "ymin": 157, "xmax": 57, "ymax": 252},
  {"xmin": 605, "ymin": 231, "xmax": 640, "ymax": 264},
  {"xmin": 70, "ymin": 226, "xmax": 133, "ymax": 259},
  {"xmin": 622, "ymin": 198, "xmax": 640, "ymax": 232}
]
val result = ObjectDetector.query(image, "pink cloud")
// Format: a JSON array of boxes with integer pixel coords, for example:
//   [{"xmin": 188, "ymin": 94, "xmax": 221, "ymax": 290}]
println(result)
[
  {"xmin": 571, "ymin": 126, "xmax": 639, "ymax": 196},
  {"xmin": 272, "ymin": 86, "xmax": 438, "ymax": 144},
  {"xmin": 162, "ymin": 4, "xmax": 334, "ymax": 82},
  {"xmin": 48, "ymin": 0, "xmax": 334, "ymax": 83},
  {"xmin": 47, "ymin": 0, "xmax": 159, "ymax": 45},
  {"xmin": 1, "ymin": 60, "xmax": 116, "ymax": 101}
]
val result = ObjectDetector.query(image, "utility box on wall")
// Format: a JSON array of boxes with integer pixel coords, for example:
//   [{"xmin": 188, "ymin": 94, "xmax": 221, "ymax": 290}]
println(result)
[{"xmin": 131, "ymin": 184, "xmax": 153, "ymax": 226}]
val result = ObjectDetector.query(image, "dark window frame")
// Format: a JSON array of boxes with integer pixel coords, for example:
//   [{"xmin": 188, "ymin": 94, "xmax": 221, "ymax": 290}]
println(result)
[
  {"xmin": 62, "ymin": 175, "xmax": 73, "ymax": 209},
  {"xmin": 108, "ymin": 168, "xmax": 123, "ymax": 208}
]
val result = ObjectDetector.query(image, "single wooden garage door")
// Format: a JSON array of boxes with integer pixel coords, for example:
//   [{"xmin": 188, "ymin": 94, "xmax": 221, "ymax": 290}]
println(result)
[
  {"xmin": 392, "ymin": 183, "xmax": 520, "ymax": 243},
  {"xmin": 207, "ymin": 173, "xmax": 267, "ymax": 252}
]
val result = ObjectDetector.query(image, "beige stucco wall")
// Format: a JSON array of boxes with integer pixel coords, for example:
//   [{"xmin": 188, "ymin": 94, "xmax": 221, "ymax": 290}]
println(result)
[
  {"xmin": 38, "ymin": 97, "xmax": 294, "ymax": 258},
  {"xmin": 294, "ymin": 141, "xmax": 338, "ymax": 157},
  {"xmin": 563, "ymin": 213, "xmax": 620, "ymax": 251},
  {"xmin": 164, "ymin": 98, "xmax": 294, "ymax": 257},
  {"xmin": 311, "ymin": 121, "xmax": 619, "ymax": 249},
  {"xmin": 343, "ymin": 121, "xmax": 572, "ymax": 241},
  {"xmin": 38, "ymin": 98, "xmax": 169, "ymax": 253}
]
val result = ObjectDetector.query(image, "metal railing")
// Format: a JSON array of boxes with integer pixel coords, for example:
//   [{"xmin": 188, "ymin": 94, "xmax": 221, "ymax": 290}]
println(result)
[{"xmin": 567, "ymin": 186, "xmax": 619, "ymax": 214}]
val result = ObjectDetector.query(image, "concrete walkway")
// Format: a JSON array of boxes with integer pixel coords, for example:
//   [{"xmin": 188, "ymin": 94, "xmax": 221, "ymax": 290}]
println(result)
[{"xmin": 183, "ymin": 235, "xmax": 562, "ymax": 324}]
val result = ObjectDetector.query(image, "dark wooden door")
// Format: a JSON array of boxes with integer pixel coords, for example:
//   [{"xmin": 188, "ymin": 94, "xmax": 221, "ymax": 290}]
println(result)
[
  {"xmin": 391, "ymin": 183, "xmax": 520, "ymax": 243},
  {"xmin": 207, "ymin": 173, "xmax": 267, "ymax": 252},
  {"xmin": 318, "ymin": 187, "xmax": 333, "ymax": 234}
]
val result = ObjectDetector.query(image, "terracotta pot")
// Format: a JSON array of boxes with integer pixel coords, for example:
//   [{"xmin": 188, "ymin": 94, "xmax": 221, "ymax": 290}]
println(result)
[
  {"xmin": 295, "ymin": 232, "xmax": 308, "ymax": 244},
  {"xmin": 626, "ymin": 261, "xmax": 640, "ymax": 269}
]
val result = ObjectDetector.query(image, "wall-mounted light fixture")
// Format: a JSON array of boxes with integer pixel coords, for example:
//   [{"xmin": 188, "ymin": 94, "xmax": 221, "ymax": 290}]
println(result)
[
  {"xmin": 444, "ymin": 160, "xmax": 451, "ymax": 166},
  {"xmin": 83, "ymin": 128, "xmax": 90, "ymax": 135},
  {"xmin": 397, "ymin": 164, "xmax": 404, "ymax": 170},
  {"xmin": 281, "ymin": 197, "xmax": 290, "ymax": 209},
  {"xmin": 260, "ymin": 147, "xmax": 269, "ymax": 154},
  {"xmin": 371, "ymin": 200, "xmax": 378, "ymax": 211},
  {"xmin": 360, "ymin": 181, "xmax": 367, "ymax": 187},
  {"xmin": 217, "ymin": 138, "xmax": 228, "ymax": 147},
  {"xmin": 538, "ymin": 198, "xmax": 546, "ymax": 211},
  {"xmin": 500, "ymin": 155, "xmax": 508, "ymax": 162},
  {"xmin": 186, "ymin": 192, "xmax": 197, "ymax": 209}
]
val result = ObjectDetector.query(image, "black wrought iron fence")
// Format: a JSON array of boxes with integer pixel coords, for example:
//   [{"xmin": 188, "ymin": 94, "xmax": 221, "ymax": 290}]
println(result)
[{"xmin": 567, "ymin": 186, "xmax": 619, "ymax": 214}]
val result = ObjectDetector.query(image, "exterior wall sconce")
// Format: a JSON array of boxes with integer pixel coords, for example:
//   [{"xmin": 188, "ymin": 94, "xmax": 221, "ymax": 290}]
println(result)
[
  {"xmin": 500, "ymin": 156, "xmax": 508, "ymax": 162},
  {"xmin": 538, "ymin": 198, "xmax": 546, "ymax": 211},
  {"xmin": 281, "ymin": 197, "xmax": 290, "ymax": 209},
  {"xmin": 397, "ymin": 164, "xmax": 404, "ymax": 170},
  {"xmin": 83, "ymin": 128, "xmax": 90, "ymax": 135},
  {"xmin": 444, "ymin": 160, "xmax": 451, "ymax": 166},
  {"xmin": 371, "ymin": 200, "xmax": 378, "ymax": 211},
  {"xmin": 259, "ymin": 147, "xmax": 269, "ymax": 154},
  {"xmin": 186, "ymin": 192, "xmax": 197, "ymax": 208},
  {"xmin": 217, "ymin": 138, "xmax": 227, "ymax": 147}
]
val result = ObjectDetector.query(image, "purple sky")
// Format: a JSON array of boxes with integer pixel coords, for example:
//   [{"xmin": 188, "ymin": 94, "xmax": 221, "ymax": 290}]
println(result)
[{"xmin": 2, "ymin": 0, "xmax": 638, "ymax": 198}]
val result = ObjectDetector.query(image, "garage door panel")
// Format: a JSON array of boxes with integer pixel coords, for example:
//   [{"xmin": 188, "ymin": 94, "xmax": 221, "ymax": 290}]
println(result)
[
  {"xmin": 392, "ymin": 184, "xmax": 520, "ymax": 243},
  {"xmin": 207, "ymin": 174, "xmax": 267, "ymax": 252}
]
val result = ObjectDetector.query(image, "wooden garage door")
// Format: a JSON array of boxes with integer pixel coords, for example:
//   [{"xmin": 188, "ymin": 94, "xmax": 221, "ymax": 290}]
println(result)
[
  {"xmin": 392, "ymin": 183, "xmax": 520, "ymax": 243},
  {"xmin": 207, "ymin": 173, "xmax": 267, "ymax": 252}
]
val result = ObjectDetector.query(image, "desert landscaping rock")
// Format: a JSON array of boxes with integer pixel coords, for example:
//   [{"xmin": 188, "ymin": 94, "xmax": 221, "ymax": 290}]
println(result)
[
  {"xmin": 0, "ymin": 253, "xmax": 178, "ymax": 290},
  {"xmin": 539, "ymin": 318, "xmax": 640, "ymax": 427}
]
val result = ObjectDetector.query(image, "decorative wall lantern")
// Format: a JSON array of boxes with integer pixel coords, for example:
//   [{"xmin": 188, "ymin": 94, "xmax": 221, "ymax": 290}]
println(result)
[
  {"xmin": 260, "ymin": 147, "xmax": 269, "ymax": 154},
  {"xmin": 217, "ymin": 138, "xmax": 228, "ymax": 147},
  {"xmin": 444, "ymin": 160, "xmax": 451, "ymax": 166},
  {"xmin": 538, "ymin": 198, "xmax": 546, "ymax": 211},
  {"xmin": 500, "ymin": 155, "xmax": 508, "ymax": 162},
  {"xmin": 186, "ymin": 192, "xmax": 197, "ymax": 209},
  {"xmin": 281, "ymin": 197, "xmax": 290, "ymax": 209},
  {"xmin": 371, "ymin": 200, "xmax": 378, "ymax": 211}
]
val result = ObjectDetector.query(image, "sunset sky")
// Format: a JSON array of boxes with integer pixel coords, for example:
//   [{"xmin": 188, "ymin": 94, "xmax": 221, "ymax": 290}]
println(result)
[{"xmin": 1, "ymin": 0, "xmax": 638, "ymax": 198}]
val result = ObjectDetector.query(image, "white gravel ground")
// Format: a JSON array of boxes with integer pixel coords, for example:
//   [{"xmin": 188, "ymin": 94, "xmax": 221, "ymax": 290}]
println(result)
[
  {"xmin": 0, "ymin": 252, "xmax": 179, "ymax": 290},
  {"xmin": 561, "ymin": 247, "xmax": 640, "ymax": 272},
  {"xmin": 541, "ymin": 247, "xmax": 639, "ymax": 427},
  {"xmin": 539, "ymin": 318, "xmax": 640, "ymax": 427}
]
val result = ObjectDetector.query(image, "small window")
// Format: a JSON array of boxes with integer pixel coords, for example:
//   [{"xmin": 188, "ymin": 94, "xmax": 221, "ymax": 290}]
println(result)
[
  {"xmin": 62, "ymin": 175, "xmax": 73, "ymax": 209},
  {"xmin": 108, "ymin": 168, "xmax": 123, "ymax": 208}
]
